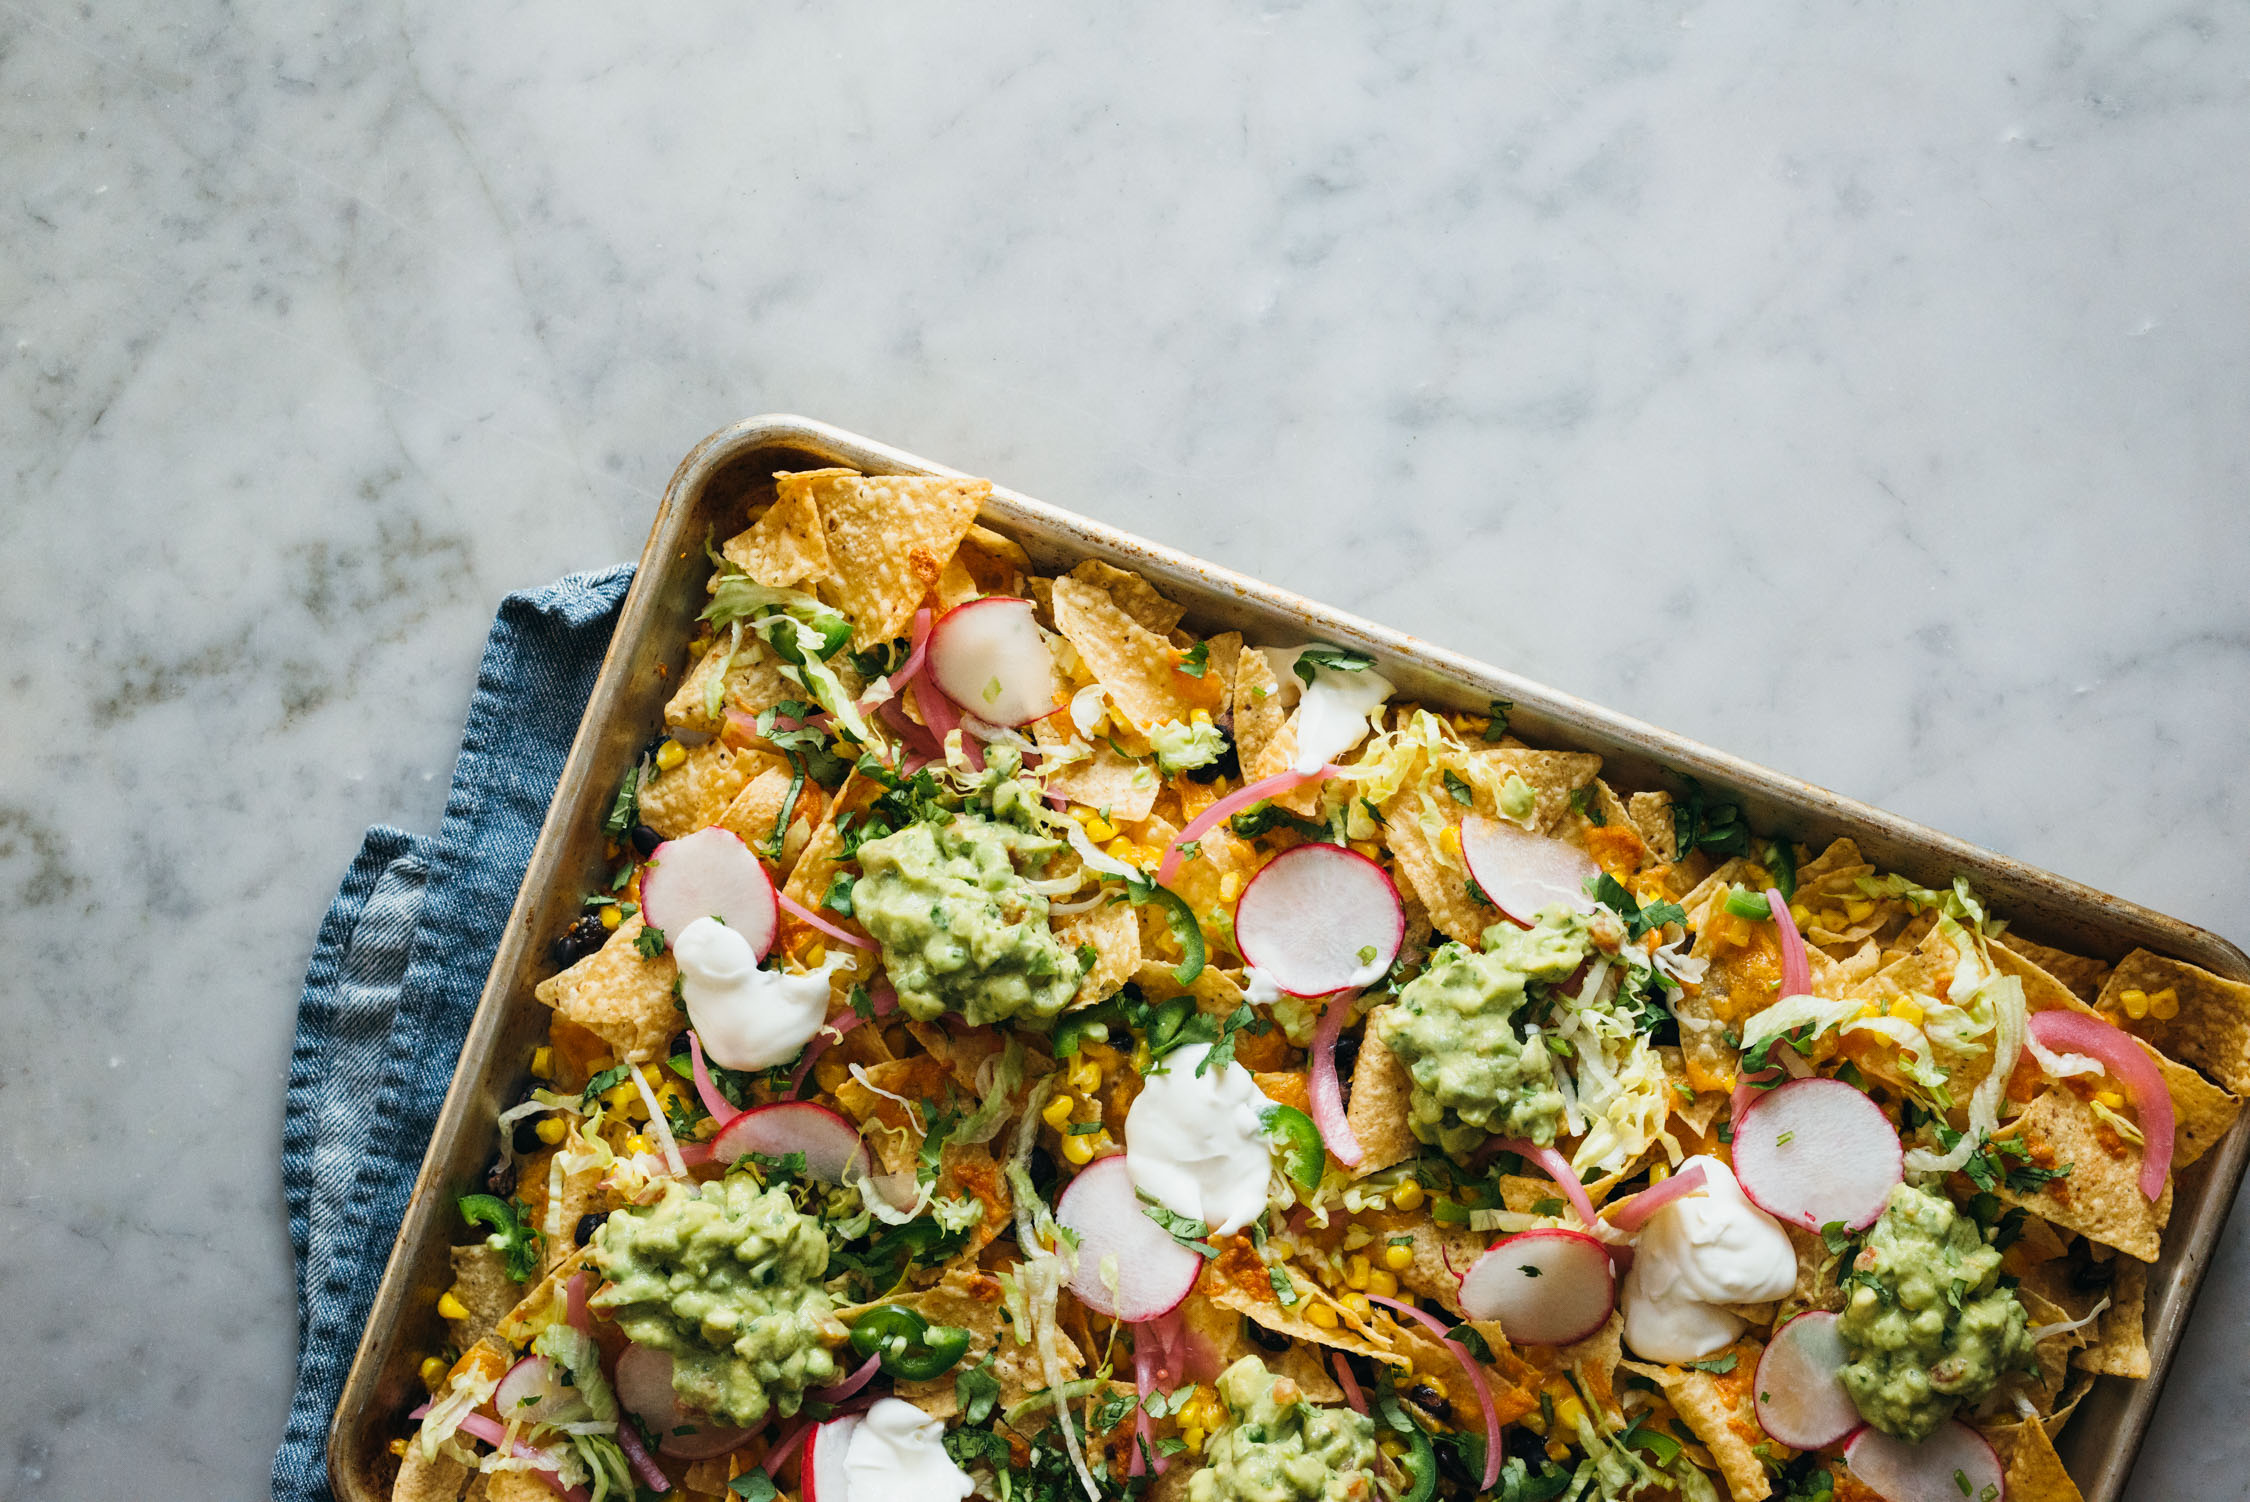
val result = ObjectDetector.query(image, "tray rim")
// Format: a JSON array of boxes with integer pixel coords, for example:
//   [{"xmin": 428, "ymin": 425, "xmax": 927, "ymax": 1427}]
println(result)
[{"xmin": 328, "ymin": 412, "xmax": 2250, "ymax": 1502}]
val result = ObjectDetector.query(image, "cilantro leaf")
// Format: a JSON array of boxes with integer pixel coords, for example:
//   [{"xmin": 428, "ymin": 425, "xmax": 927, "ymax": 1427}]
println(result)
[
  {"xmin": 1591, "ymin": 873, "xmax": 1686, "ymax": 941},
  {"xmin": 1483, "ymin": 700, "xmax": 1514, "ymax": 743},
  {"xmin": 1442, "ymin": 769, "xmax": 1475, "ymax": 808},
  {"xmin": 1672, "ymin": 775, "xmax": 1751, "ymax": 858},
  {"xmin": 956, "ymin": 1355, "xmax": 1001, "ymax": 1424},
  {"xmin": 1177, "ymin": 641, "xmax": 1211, "ymax": 679},
  {"xmin": 634, "ymin": 925, "xmax": 667, "ymax": 959},
  {"xmin": 1138, "ymin": 1194, "xmax": 1220, "ymax": 1259},
  {"xmin": 729, "ymin": 1471, "xmax": 778, "ymax": 1502},
  {"xmin": 603, "ymin": 758, "xmax": 649, "ymax": 837},
  {"xmin": 1293, "ymin": 644, "xmax": 1376, "ymax": 685}
]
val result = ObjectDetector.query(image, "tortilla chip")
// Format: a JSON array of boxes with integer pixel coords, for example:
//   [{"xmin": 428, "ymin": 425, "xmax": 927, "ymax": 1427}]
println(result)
[
  {"xmin": 1478, "ymin": 747, "xmax": 1603, "ymax": 836},
  {"xmin": 1380, "ymin": 795, "xmax": 1493, "ymax": 948},
  {"xmin": 1040, "ymin": 734, "xmax": 1161, "ymax": 821},
  {"xmin": 1068, "ymin": 559, "xmax": 1184, "ymax": 636},
  {"xmin": 1058, "ymin": 897, "xmax": 1140, "ymax": 1008},
  {"xmin": 1517, "ymin": 1311, "xmax": 1625, "ymax": 1406},
  {"xmin": 776, "ymin": 469, "xmax": 988, "ymax": 649},
  {"xmin": 1990, "ymin": 1414, "xmax": 2088, "ymax": 1502},
  {"xmin": 1206, "ymin": 1239, "xmax": 1401, "ymax": 1366},
  {"xmin": 392, "ymin": 1444, "xmax": 473, "ymax": 1502},
  {"xmin": 532, "ymin": 915, "xmax": 680, "ymax": 1063},
  {"xmin": 635, "ymin": 739, "xmax": 754, "ymax": 838},
  {"xmin": 664, "ymin": 635, "xmax": 796, "ymax": 735},
  {"xmin": 2152, "ymin": 1039, "xmax": 2240, "ymax": 1169},
  {"xmin": 1783, "ymin": 1225, "xmax": 1844, "ymax": 1316},
  {"xmin": 446, "ymin": 1243, "xmax": 519, "ymax": 1350},
  {"xmin": 714, "ymin": 763, "xmax": 802, "ymax": 864},
  {"xmin": 779, "ymin": 771, "xmax": 879, "ymax": 944},
  {"xmin": 722, "ymin": 490, "xmax": 832, "ymax": 588},
  {"xmin": 2099, "ymin": 949, "xmax": 2250, "ymax": 1096},
  {"xmin": 939, "ymin": 1139, "xmax": 1014, "ymax": 1263},
  {"xmin": 1346, "ymin": 1012, "xmax": 1421, "ymax": 1176},
  {"xmin": 964, "ymin": 523, "xmax": 1030, "ymax": 572},
  {"xmin": 1626, "ymin": 791, "xmax": 1677, "ymax": 862},
  {"xmin": 835, "ymin": 1055, "xmax": 956, "ymax": 1177},
  {"xmin": 2072, "ymin": 1257, "xmax": 2149, "ymax": 1378},
  {"xmin": 495, "ymin": 1249, "xmax": 590, "ymax": 1345},
  {"xmin": 889, "ymin": 1266, "xmax": 1082, "ymax": 1418},
  {"xmin": 1052, "ymin": 574, "xmax": 1199, "ymax": 729},
  {"xmin": 1998, "ymin": 935, "xmax": 2112, "ymax": 1005},
  {"xmin": 1621, "ymin": 1351, "xmax": 1769, "ymax": 1502},
  {"xmin": 1231, "ymin": 644, "xmax": 1290, "ymax": 776},
  {"xmin": 475, "ymin": 1472, "xmax": 554, "ymax": 1502},
  {"xmin": 1992, "ymin": 1087, "xmax": 2171, "ymax": 1262},
  {"xmin": 1204, "ymin": 631, "xmax": 1244, "ymax": 711}
]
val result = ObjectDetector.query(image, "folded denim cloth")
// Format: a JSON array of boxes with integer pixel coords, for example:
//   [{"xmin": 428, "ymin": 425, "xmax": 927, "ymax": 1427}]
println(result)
[{"xmin": 272, "ymin": 565, "xmax": 634, "ymax": 1502}]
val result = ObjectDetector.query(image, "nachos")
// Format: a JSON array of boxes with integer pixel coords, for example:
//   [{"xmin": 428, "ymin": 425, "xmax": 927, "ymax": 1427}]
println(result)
[{"xmin": 388, "ymin": 469, "xmax": 2244, "ymax": 1502}]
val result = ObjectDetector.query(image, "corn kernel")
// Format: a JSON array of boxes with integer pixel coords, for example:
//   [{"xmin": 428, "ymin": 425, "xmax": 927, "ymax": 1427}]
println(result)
[
  {"xmin": 1340, "ymin": 1292, "xmax": 1371, "ymax": 1320},
  {"xmin": 1084, "ymin": 815, "xmax": 1118, "ymax": 842},
  {"xmin": 1182, "ymin": 1426, "xmax": 1205, "ymax": 1454},
  {"xmin": 1270, "ymin": 1238, "xmax": 1296, "ymax": 1261},
  {"xmin": 1383, "ymin": 1244, "xmax": 1413, "ymax": 1272},
  {"xmin": 1042, "ymin": 1094, "xmax": 1077, "ymax": 1129},
  {"xmin": 2150, "ymin": 987, "xmax": 2180, "ymax": 1020},
  {"xmin": 1307, "ymin": 1303, "xmax": 1340, "ymax": 1329},
  {"xmin": 389, "ymin": 1437, "xmax": 410, "ymax": 1457},
  {"xmin": 1391, "ymin": 1180, "xmax": 1425, "ymax": 1212},
  {"xmin": 1554, "ymin": 1394, "xmax": 1588, "ymax": 1433},
  {"xmin": 1439, "ymin": 826, "xmax": 1463, "ymax": 861},
  {"xmin": 437, "ymin": 1291, "xmax": 470, "ymax": 1321},
  {"xmin": 1219, "ymin": 872, "xmax": 1244, "ymax": 902},
  {"xmin": 1071, "ymin": 1060, "xmax": 1103, "ymax": 1094},
  {"xmin": 535, "ymin": 1117, "xmax": 567, "ymax": 1146},
  {"xmin": 1423, "ymin": 1376, "xmax": 1449, "ymax": 1401},
  {"xmin": 815, "ymin": 1057, "xmax": 852, "ymax": 1093},
  {"xmin": 1891, "ymin": 999, "xmax": 1925, "ymax": 1027},
  {"xmin": 625, "ymin": 1133, "xmax": 652, "ymax": 1155},
  {"xmin": 655, "ymin": 739, "xmax": 687, "ymax": 772},
  {"xmin": 2121, "ymin": 987, "xmax": 2150, "ymax": 1020},
  {"xmin": 1547, "ymin": 1438, "xmax": 1572, "ymax": 1462},
  {"xmin": 1845, "ymin": 899, "xmax": 1875, "ymax": 921},
  {"xmin": 1351, "ymin": 841, "xmax": 1380, "ymax": 861},
  {"xmin": 1790, "ymin": 903, "xmax": 1812, "ymax": 926},
  {"xmin": 530, "ymin": 1046, "xmax": 554, "ymax": 1078},
  {"xmin": 602, "ymin": 1081, "xmax": 644, "ymax": 1117},
  {"xmin": 1343, "ymin": 1225, "xmax": 1374, "ymax": 1251},
  {"xmin": 419, "ymin": 1356, "xmax": 448, "ymax": 1390},
  {"xmin": 1648, "ymin": 1161, "xmax": 1669, "ymax": 1183},
  {"xmin": 600, "ymin": 904, "xmax": 623, "ymax": 931},
  {"xmin": 2094, "ymin": 1090, "xmax": 2125, "ymax": 1110},
  {"xmin": 1345, "ymin": 1255, "xmax": 1371, "ymax": 1290},
  {"xmin": 1379, "ymin": 1437, "xmax": 1406, "ymax": 1460},
  {"xmin": 1367, "ymin": 1269, "xmax": 1399, "ymax": 1298},
  {"xmin": 1390, "ymin": 1291, "xmax": 1414, "ymax": 1307},
  {"xmin": 1063, "ymin": 1132, "xmax": 1098, "ymax": 1166}
]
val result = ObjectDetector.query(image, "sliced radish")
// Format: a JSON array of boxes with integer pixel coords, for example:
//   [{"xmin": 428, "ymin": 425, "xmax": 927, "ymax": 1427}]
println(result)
[
  {"xmin": 805, "ymin": 1414, "xmax": 864, "ymax": 1502},
  {"xmin": 1754, "ymin": 1311, "xmax": 1863, "ymax": 1451},
  {"xmin": 1459, "ymin": 816, "xmax": 1599, "ymax": 926},
  {"xmin": 928, "ymin": 597, "xmax": 1055, "ymax": 727},
  {"xmin": 1845, "ymin": 1421, "xmax": 2005, "ymax": 1502},
  {"xmin": 640, "ymin": 827, "xmax": 778, "ymax": 958},
  {"xmin": 1456, "ymin": 1229, "xmax": 1616, "ymax": 1346},
  {"xmin": 493, "ymin": 1355, "xmax": 575, "ymax": 1425},
  {"xmin": 711, "ymin": 1101, "xmax": 873, "ymax": 1185},
  {"xmin": 1732, "ymin": 1077, "xmax": 1903, "ymax": 1232},
  {"xmin": 1053, "ymin": 1154, "xmax": 1202, "ymax": 1321},
  {"xmin": 1233, "ymin": 844, "xmax": 1404, "ymax": 996},
  {"xmin": 617, "ymin": 1345, "xmax": 755, "ymax": 1459}
]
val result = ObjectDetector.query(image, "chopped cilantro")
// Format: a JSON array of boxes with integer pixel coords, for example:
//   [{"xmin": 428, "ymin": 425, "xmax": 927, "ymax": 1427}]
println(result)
[
  {"xmin": 1591, "ymin": 873, "xmax": 1686, "ymax": 940},
  {"xmin": 1292, "ymin": 643, "xmax": 1375, "ymax": 685},
  {"xmin": 1483, "ymin": 700, "xmax": 1514, "ymax": 743},
  {"xmin": 1177, "ymin": 641, "xmax": 1210, "ymax": 678},
  {"xmin": 634, "ymin": 925, "xmax": 667, "ymax": 959},
  {"xmin": 1442, "ymin": 769, "xmax": 1475, "ymax": 808},
  {"xmin": 1672, "ymin": 775, "xmax": 1751, "ymax": 859}
]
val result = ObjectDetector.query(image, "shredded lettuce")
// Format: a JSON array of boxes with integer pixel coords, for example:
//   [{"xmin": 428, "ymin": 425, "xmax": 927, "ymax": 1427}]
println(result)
[
  {"xmin": 702, "ymin": 571, "xmax": 875, "ymax": 745},
  {"xmin": 956, "ymin": 1036, "xmax": 1027, "ymax": 1145},
  {"xmin": 416, "ymin": 1360, "xmax": 503, "ymax": 1462},
  {"xmin": 531, "ymin": 1322, "xmax": 618, "ymax": 1424},
  {"xmin": 1147, "ymin": 712, "xmax": 1227, "ymax": 772}
]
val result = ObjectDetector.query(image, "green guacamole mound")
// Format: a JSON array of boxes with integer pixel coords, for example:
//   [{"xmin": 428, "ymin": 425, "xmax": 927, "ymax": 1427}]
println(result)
[
  {"xmin": 853, "ymin": 805, "xmax": 1085, "ymax": 1027},
  {"xmin": 1836, "ymin": 1182, "xmax": 2034, "ymax": 1442},
  {"xmin": 1374, "ymin": 908, "xmax": 1588, "ymax": 1156},
  {"xmin": 1188, "ymin": 1356, "xmax": 1378, "ymax": 1502},
  {"xmin": 588, "ymin": 1175, "xmax": 842, "ymax": 1429}
]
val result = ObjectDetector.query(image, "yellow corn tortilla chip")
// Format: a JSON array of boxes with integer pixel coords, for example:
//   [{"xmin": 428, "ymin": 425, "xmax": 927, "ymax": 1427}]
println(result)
[
  {"xmin": 1626, "ymin": 791, "xmax": 1677, "ymax": 862},
  {"xmin": 1051, "ymin": 574, "xmax": 1199, "ymax": 729},
  {"xmin": 2099, "ymin": 949, "xmax": 2250, "ymax": 1096},
  {"xmin": 1207, "ymin": 1239, "xmax": 1402, "ymax": 1367},
  {"xmin": 446, "ymin": 1243, "xmax": 519, "ymax": 1351},
  {"xmin": 1204, "ymin": 631, "xmax": 1244, "ymax": 710},
  {"xmin": 1998, "ymin": 934, "xmax": 2112, "ymax": 1005},
  {"xmin": 964, "ymin": 523, "xmax": 1030, "ymax": 573},
  {"xmin": 1992, "ymin": 939, "xmax": 2100, "ymax": 1018},
  {"xmin": 1038, "ymin": 730, "xmax": 1161, "ymax": 821},
  {"xmin": 1992, "ymin": 1087, "xmax": 2172, "ymax": 1262},
  {"xmin": 2072, "ymin": 1257, "xmax": 2149, "ymax": 1378},
  {"xmin": 779, "ymin": 771, "xmax": 880, "ymax": 936},
  {"xmin": 635, "ymin": 739, "xmax": 754, "ymax": 838},
  {"xmin": 390, "ymin": 1443, "xmax": 472, "ymax": 1502},
  {"xmin": 496, "ymin": 1248, "xmax": 591, "ymax": 1345},
  {"xmin": 935, "ymin": 552, "xmax": 980, "ymax": 611},
  {"xmin": 1991, "ymin": 1414, "xmax": 2088, "ymax": 1502},
  {"xmin": 939, "ymin": 1139, "xmax": 1014, "ymax": 1263},
  {"xmin": 2152, "ymin": 1038, "xmax": 2240, "ymax": 1169},
  {"xmin": 1379, "ymin": 794, "xmax": 1490, "ymax": 947},
  {"xmin": 664, "ymin": 634, "xmax": 797, "ymax": 735},
  {"xmin": 714, "ymin": 762, "xmax": 807, "ymax": 870},
  {"xmin": 1386, "ymin": 1217, "xmax": 1483, "ymax": 1317},
  {"xmin": 1783, "ymin": 1225, "xmax": 1844, "ymax": 1315},
  {"xmin": 1477, "ymin": 746, "xmax": 1603, "ymax": 835},
  {"xmin": 1677, "ymin": 856, "xmax": 1757, "ymax": 935},
  {"xmin": 1346, "ymin": 1011, "xmax": 1421, "ymax": 1176},
  {"xmin": 1231, "ymin": 643, "xmax": 1290, "ymax": 779},
  {"xmin": 1620, "ymin": 1351, "xmax": 1770, "ymax": 1502},
  {"xmin": 778, "ymin": 469, "xmax": 989, "ymax": 649},
  {"xmin": 722, "ymin": 489, "xmax": 832, "ymax": 588},
  {"xmin": 835, "ymin": 1054, "xmax": 956, "ymax": 1177},
  {"xmin": 1057, "ymin": 896, "xmax": 1140, "ymax": 1008},
  {"xmin": 532, "ymin": 915, "xmax": 680, "ymax": 1063},
  {"xmin": 888, "ymin": 1265, "xmax": 1083, "ymax": 1418},
  {"xmin": 1068, "ymin": 558, "xmax": 1185, "ymax": 635}
]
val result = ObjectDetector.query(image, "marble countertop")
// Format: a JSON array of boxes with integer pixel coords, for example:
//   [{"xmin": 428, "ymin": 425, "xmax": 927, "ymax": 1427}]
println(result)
[{"xmin": 6, "ymin": 3, "xmax": 2247, "ymax": 1497}]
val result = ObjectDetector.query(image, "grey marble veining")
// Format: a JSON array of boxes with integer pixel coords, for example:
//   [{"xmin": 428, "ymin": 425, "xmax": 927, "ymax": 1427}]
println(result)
[{"xmin": 4, "ymin": 2, "xmax": 2248, "ymax": 1496}]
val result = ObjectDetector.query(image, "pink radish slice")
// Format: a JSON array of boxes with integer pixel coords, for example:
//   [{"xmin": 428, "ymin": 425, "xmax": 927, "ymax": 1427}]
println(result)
[
  {"xmin": 1053, "ymin": 1154, "xmax": 1203, "ymax": 1321},
  {"xmin": 1456, "ymin": 1229, "xmax": 1616, "ymax": 1346},
  {"xmin": 1845, "ymin": 1421, "xmax": 2004, "ymax": 1502},
  {"xmin": 640, "ymin": 828, "xmax": 778, "ymax": 959},
  {"xmin": 1459, "ymin": 816, "xmax": 1600, "ymax": 926},
  {"xmin": 711, "ymin": 1102, "xmax": 873, "ymax": 1185},
  {"xmin": 1234, "ymin": 844, "xmax": 1405, "ymax": 996},
  {"xmin": 494, "ymin": 1355, "xmax": 575, "ymax": 1425},
  {"xmin": 2027, "ymin": 1009, "xmax": 2173, "ymax": 1198},
  {"xmin": 1732, "ymin": 1078, "xmax": 1902, "ymax": 1232},
  {"xmin": 929, "ymin": 597, "xmax": 1055, "ymax": 727},
  {"xmin": 1754, "ymin": 1311, "xmax": 1863, "ymax": 1450},
  {"xmin": 805, "ymin": 1414, "xmax": 864, "ymax": 1502},
  {"xmin": 1605, "ymin": 1164, "xmax": 1708, "ymax": 1233}
]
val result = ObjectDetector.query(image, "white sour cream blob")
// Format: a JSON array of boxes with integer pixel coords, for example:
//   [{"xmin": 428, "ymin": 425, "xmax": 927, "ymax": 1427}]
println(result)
[
  {"xmin": 845, "ymin": 1397, "xmax": 975, "ymax": 1502},
  {"xmin": 674, "ymin": 915, "xmax": 846, "ymax": 1071},
  {"xmin": 1123, "ymin": 1042, "xmax": 1278, "ymax": 1235},
  {"xmin": 1243, "ymin": 966, "xmax": 1284, "ymax": 1006},
  {"xmin": 1260, "ymin": 647, "xmax": 1395, "ymax": 772},
  {"xmin": 1620, "ymin": 1155, "xmax": 1797, "ymax": 1364}
]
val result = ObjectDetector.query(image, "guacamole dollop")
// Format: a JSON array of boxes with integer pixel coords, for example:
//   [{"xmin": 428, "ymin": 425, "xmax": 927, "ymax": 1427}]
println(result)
[
  {"xmin": 1836, "ymin": 1182, "xmax": 2034, "ymax": 1442},
  {"xmin": 588, "ymin": 1176, "xmax": 842, "ymax": 1428},
  {"xmin": 853, "ymin": 806, "xmax": 1086, "ymax": 1027},
  {"xmin": 1188, "ymin": 1356, "xmax": 1377, "ymax": 1502},
  {"xmin": 1374, "ymin": 908, "xmax": 1587, "ymax": 1155}
]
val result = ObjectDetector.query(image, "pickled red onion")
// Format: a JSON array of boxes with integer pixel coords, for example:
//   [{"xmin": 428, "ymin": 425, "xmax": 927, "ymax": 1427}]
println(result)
[
  {"xmin": 775, "ymin": 889, "xmax": 875, "ymax": 950},
  {"xmin": 1310, "ymin": 991, "xmax": 1364, "ymax": 1168},
  {"xmin": 1491, "ymin": 1138, "xmax": 1599, "ymax": 1235},
  {"xmin": 1367, "ymin": 1295, "xmax": 1503, "ymax": 1490},
  {"xmin": 688, "ymin": 1030, "xmax": 740, "ymax": 1126},
  {"xmin": 442, "ymin": 1411, "xmax": 592, "ymax": 1502},
  {"xmin": 1331, "ymin": 1351, "xmax": 1368, "ymax": 1415},
  {"xmin": 2028, "ymin": 1009, "xmax": 2175, "ymax": 1198},
  {"xmin": 614, "ymin": 1418, "xmax": 670, "ymax": 1492},
  {"xmin": 1769, "ymin": 887, "xmax": 1810, "ymax": 1000},
  {"xmin": 1157, "ymin": 765, "xmax": 1339, "ymax": 886},
  {"xmin": 564, "ymin": 1271, "xmax": 591, "ymax": 1336},
  {"xmin": 810, "ymin": 1353, "xmax": 881, "ymax": 1404},
  {"xmin": 1604, "ymin": 1164, "xmax": 1708, "ymax": 1233},
  {"xmin": 857, "ymin": 607, "xmax": 934, "ymax": 715},
  {"xmin": 913, "ymin": 678, "xmax": 981, "ymax": 771}
]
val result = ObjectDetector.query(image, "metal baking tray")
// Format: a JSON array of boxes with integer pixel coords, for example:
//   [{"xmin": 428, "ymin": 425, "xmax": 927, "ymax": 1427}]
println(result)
[{"xmin": 329, "ymin": 413, "xmax": 2250, "ymax": 1502}]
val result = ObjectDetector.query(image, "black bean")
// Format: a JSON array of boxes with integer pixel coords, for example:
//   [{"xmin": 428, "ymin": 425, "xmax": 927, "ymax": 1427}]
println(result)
[
  {"xmin": 1028, "ymin": 1145, "xmax": 1060, "ymax": 1202},
  {"xmin": 551, "ymin": 913, "xmax": 608, "ymax": 967},
  {"xmin": 1244, "ymin": 1316, "xmax": 1292, "ymax": 1353},
  {"xmin": 511, "ymin": 1116, "xmax": 546, "ymax": 1156},
  {"xmin": 1183, "ymin": 720, "xmax": 1240, "ymax": 784},
  {"xmin": 630, "ymin": 823, "xmax": 663, "ymax": 857},
  {"xmin": 1407, "ymin": 1382, "xmax": 1448, "ymax": 1416},
  {"xmin": 1333, "ymin": 1032, "xmax": 1361, "ymax": 1108},
  {"xmin": 575, "ymin": 1211, "xmax": 611, "ymax": 1247}
]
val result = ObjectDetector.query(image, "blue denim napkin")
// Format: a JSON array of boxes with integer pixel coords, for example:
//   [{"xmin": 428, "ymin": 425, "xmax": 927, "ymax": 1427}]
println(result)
[{"xmin": 273, "ymin": 564, "xmax": 634, "ymax": 1502}]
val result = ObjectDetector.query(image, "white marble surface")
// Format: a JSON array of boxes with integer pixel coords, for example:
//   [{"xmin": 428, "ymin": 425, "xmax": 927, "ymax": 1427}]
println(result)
[{"xmin": 4, "ymin": 2, "xmax": 2247, "ymax": 1496}]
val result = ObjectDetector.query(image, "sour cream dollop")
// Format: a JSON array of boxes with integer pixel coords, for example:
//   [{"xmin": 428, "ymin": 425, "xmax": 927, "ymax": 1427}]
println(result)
[
  {"xmin": 1261, "ymin": 647, "xmax": 1395, "ymax": 772},
  {"xmin": 1620, "ymin": 1155, "xmax": 1797, "ymax": 1363},
  {"xmin": 1123, "ymin": 1042, "xmax": 1278, "ymax": 1235},
  {"xmin": 674, "ymin": 915, "xmax": 845, "ymax": 1071},
  {"xmin": 845, "ymin": 1397, "xmax": 975, "ymax": 1502}
]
